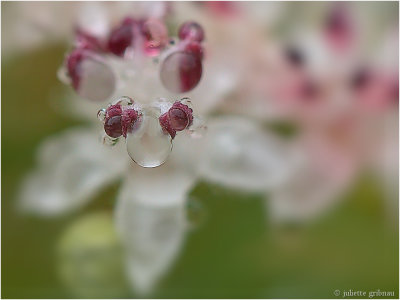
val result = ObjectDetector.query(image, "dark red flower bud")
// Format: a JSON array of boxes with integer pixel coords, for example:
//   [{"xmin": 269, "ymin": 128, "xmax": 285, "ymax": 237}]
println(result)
[
  {"xmin": 178, "ymin": 21, "xmax": 205, "ymax": 42},
  {"xmin": 121, "ymin": 108, "xmax": 139, "ymax": 137},
  {"xmin": 108, "ymin": 18, "xmax": 136, "ymax": 56},
  {"xmin": 159, "ymin": 112, "xmax": 176, "ymax": 139}
]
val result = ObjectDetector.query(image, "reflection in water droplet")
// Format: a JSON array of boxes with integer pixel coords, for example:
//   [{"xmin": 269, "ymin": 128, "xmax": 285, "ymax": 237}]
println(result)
[
  {"xmin": 126, "ymin": 114, "xmax": 172, "ymax": 168},
  {"xmin": 160, "ymin": 51, "xmax": 202, "ymax": 93}
]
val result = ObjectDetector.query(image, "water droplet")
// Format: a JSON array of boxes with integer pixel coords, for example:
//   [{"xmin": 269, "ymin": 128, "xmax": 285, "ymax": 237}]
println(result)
[
  {"xmin": 126, "ymin": 114, "xmax": 172, "ymax": 168},
  {"xmin": 160, "ymin": 51, "xmax": 202, "ymax": 93},
  {"xmin": 97, "ymin": 108, "xmax": 106, "ymax": 122},
  {"xmin": 116, "ymin": 96, "xmax": 133, "ymax": 107},
  {"xmin": 77, "ymin": 57, "xmax": 116, "ymax": 102},
  {"xmin": 101, "ymin": 134, "xmax": 119, "ymax": 146},
  {"xmin": 180, "ymin": 97, "xmax": 193, "ymax": 109}
]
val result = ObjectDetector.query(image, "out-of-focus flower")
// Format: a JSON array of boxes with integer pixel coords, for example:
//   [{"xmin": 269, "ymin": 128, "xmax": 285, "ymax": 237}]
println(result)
[
  {"xmin": 57, "ymin": 212, "xmax": 128, "ymax": 298},
  {"xmin": 215, "ymin": 2, "xmax": 398, "ymax": 222}
]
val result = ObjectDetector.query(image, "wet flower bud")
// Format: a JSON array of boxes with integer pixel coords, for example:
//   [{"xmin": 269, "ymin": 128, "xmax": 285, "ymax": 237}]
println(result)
[
  {"xmin": 103, "ymin": 104, "xmax": 123, "ymax": 138},
  {"xmin": 183, "ymin": 41, "xmax": 204, "ymax": 60},
  {"xmin": 168, "ymin": 101, "xmax": 193, "ymax": 130},
  {"xmin": 65, "ymin": 48, "xmax": 116, "ymax": 102},
  {"xmin": 178, "ymin": 21, "xmax": 205, "ymax": 42},
  {"xmin": 159, "ymin": 101, "xmax": 193, "ymax": 138},
  {"xmin": 160, "ymin": 50, "xmax": 203, "ymax": 93},
  {"xmin": 66, "ymin": 49, "xmax": 86, "ymax": 90},
  {"xmin": 121, "ymin": 108, "xmax": 139, "ymax": 137},
  {"xmin": 159, "ymin": 112, "xmax": 176, "ymax": 139},
  {"xmin": 104, "ymin": 115, "xmax": 123, "ymax": 138},
  {"xmin": 106, "ymin": 104, "xmax": 122, "ymax": 118},
  {"xmin": 108, "ymin": 17, "xmax": 136, "ymax": 57}
]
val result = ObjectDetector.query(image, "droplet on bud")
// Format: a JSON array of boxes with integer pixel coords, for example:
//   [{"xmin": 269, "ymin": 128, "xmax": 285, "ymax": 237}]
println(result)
[
  {"xmin": 168, "ymin": 101, "xmax": 193, "ymax": 130},
  {"xmin": 104, "ymin": 115, "xmax": 123, "ymax": 138},
  {"xmin": 66, "ymin": 49, "xmax": 116, "ymax": 101},
  {"xmin": 160, "ymin": 51, "xmax": 202, "ymax": 93},
  {"xmin": 183, "ymin": 41, "xmax": 204, "ymax": 60},
  {"xmin": 126, "ymin": 114, "xmax": 172, "ymax": 168},
  {"xmin": 159, "ymin": 112, "xmax": 176, "ymax": 138},
  {"xmin": 178, "ymin": 21, "xmax": 205, "ymax": 42},
  {"xmin": 141, "ymin": 18, "xmax": 168, "ymax": 56},
  {"xmin": 116, "ymin": 96, "xmax": 133, "ymax": 107},
  {"xmin": 159, "ymin": 101, "xmax": 193, "ymax": 138}
]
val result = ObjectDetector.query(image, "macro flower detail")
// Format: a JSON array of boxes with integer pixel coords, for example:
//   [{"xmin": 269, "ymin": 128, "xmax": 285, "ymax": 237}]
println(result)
[
  {"xmin": 10, "ymin": 2, "xmax": 397, "ymax": 298},
  {"xmin": 159, "ymin": 100, "xmax": 194, "ymax": 138},
  {"xmin": 60, "ymin": 16, "xmax": 206, "ymax": 102},
  {"xmin": 98, "ymin": 97, "xmax": 201, "ymax": 168},
  {"xmin": 59, "ymin": 14, "xmax": 207, "ymax": 168}
]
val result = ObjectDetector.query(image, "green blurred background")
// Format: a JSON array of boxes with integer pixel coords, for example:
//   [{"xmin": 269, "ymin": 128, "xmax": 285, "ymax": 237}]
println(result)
[{"xmin": 2, "ymin": 3, "xmax": 399, "ymax": 299}]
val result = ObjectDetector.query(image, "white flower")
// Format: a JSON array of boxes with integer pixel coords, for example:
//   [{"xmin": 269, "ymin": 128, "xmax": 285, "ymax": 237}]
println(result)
[{"xmin": 16, "ymin": 2, "xmax": 297, "ymax": 295}]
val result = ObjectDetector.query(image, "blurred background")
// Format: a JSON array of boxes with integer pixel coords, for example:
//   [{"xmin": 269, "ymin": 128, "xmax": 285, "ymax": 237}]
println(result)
[{"xmin": 2, "ymin": 1, "xmax": 399, "ymax": 299}]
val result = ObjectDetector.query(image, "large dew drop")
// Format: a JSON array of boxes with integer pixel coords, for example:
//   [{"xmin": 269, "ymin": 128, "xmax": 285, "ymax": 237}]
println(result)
[
  {"xmin": 160, "ymin": 51, "xmax": 202, "ymax": 93},
  {"xmin": 126, "ymin": 114, "xmax": 172, "ymax": 168},
  {"xmin": 78, "ymin": 58, "xmax": 116, "ymax": 102}
]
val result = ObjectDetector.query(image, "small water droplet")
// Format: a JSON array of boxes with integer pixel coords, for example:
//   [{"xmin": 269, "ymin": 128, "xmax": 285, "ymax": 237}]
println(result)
[
  {"xmin": 180, "ymin": 97, "xmax": 193, "ymax": 109},
  {"xmin": 116, "ymin": 96, "xmax": 133, "ymax": 106},
  {"xmin": 187, "ymin": 116, "xmax": 207, "ymax": 138},
  {"xmin": 97, "ymin": 109, "xmax": 106, "ymax": 122},
  {"xmin": 126, "ymin": 114, "xmax": 172, "ymax": 167},
  {"xmin": 101, "ymin": 134, "xmax": 119, "ymax": 147}
]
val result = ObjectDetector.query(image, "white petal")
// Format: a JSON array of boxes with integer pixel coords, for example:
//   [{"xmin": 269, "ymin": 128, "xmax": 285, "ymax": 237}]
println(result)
[
  {"xmin": 77, "ymin": 2, "xmax": 109, "ymax": 38},
  {"xmin": 19, "ymin": 127, "xmax": 127, "ymax": 216},
  {"xmin": 267, "ymin": 163, "xmax": 349, "ymax": 222},
  {"xmin": 119, "ymin": 155, "xmax": 197, "ymax": 207},
  {"xmin": 199, "ymin": 117, "xmax": 295, "ymax": 191},
  {"xmin": 115, "ymin": 176, "xmax": 187, "ymax": 295},
  {"xmin": 266, "ymin": 141, "xmax": 356, "ymax": 222}
]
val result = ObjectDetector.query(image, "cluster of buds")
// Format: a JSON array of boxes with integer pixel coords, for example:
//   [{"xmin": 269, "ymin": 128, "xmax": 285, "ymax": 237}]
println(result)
[
  {"xmin": 98, "ymin": 97, "xmax": 199, "ymax": 167},
  {"xmin": 60, "ymin": 14, "xmax": 207, "ymax": 167},
  {"xmin": 61, "ymin": 17, "xmax": 206, "ymax": 101},
  {"xmin": 98, "ymin": 97, "xmax": 194, "ymax": 140}
]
